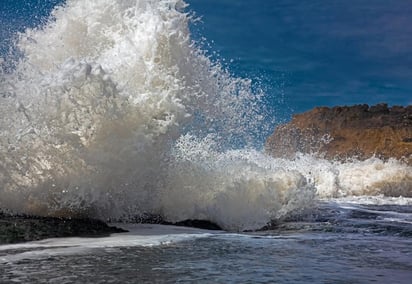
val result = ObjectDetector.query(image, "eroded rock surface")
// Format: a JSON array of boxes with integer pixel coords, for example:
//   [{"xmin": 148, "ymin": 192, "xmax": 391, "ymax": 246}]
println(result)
[
  {"xmin": 266, "ymin": 104, "xmax": 412, "ymax": 163},
  {"xmin": 0, "ymin": 211, "xmax": 222, "ymax": 244},
  {"xmin": 0, "ymin": 212, "xmax": 127, "ymax": 244}
]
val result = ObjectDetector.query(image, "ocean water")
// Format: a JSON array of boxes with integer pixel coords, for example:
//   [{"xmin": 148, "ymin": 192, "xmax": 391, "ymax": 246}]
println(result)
[
  {"xmin": 0, "ymin": 0, "xmax": 411, "ymax": 283},
  {"xmin": 189, "ymin": 0, "xmax": 412, "ymax": 114}
]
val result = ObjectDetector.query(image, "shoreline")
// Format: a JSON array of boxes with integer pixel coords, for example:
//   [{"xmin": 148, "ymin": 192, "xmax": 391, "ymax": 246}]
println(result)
[{"xmin": 3, "ymin": 103, "xmax": 411, "ymax": 244}]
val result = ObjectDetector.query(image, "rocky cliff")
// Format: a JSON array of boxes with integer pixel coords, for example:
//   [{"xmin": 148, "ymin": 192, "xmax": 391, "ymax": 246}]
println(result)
[{"xmin": 266, "ymin": 104, "xmax": 412, "ymax": 164}]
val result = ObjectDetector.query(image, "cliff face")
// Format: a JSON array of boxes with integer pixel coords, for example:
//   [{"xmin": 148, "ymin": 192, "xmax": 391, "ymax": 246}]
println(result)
[{"xmin": 266, "ymin": 104, "xmax": 412, "ymax": 164}]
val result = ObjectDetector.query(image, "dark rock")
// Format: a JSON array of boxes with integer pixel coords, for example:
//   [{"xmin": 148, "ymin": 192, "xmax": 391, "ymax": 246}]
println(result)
[
  {"xmin": 126, "ymin": 213, "xmax": 222, "ymax": 230},
  {"xmin": 0, "ymin": 212, "xmax": 127, "ymax": 245},
  {"xmin": 0, "ymin": 210, "xmax": 223, "ymax": 245},
  {"xmin": 164, "ymin": 219, "xmax": 222, "ymax": 230},
  {"xmin": 266, "ymin": 104, "xmax": 412, "ymax": 164}
]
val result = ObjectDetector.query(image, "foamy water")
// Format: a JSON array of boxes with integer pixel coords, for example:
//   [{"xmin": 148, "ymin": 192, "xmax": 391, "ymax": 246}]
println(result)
[
  {"xmin": 0, "ymin": 0, "xmax": 411, "ymax": 231},
  {"xmin": 0, "ymin": 224, "xmax": 215, "ymax": 264}
]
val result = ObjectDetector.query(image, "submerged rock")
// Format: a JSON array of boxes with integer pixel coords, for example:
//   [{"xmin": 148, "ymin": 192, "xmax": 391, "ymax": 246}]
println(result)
[
  {"xmin": 164, "ymin": 219, "xmax": 222, "ymax": 231},
  {"xmin": 127, "ymin": 213, "xmax": 223, "ymax": 231},
  {"xmin": 0, "ymin": 211, "xmax": 127, "ymax": 244},
  {"xmin": 266, "ymin": 104, "xmax": 412, "ymax": 164}
]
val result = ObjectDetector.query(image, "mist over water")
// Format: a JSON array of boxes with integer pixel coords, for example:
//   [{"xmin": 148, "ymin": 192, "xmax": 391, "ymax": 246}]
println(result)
[{"xmin": 0, "ymin": 0, "xmax": 411, "ymax": 231}]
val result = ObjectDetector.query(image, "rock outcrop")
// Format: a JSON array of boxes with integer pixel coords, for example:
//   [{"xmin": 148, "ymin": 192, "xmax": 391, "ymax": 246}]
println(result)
[
  {"xmin": 0, "ymin": 212, "xmax": 127, "ymax": 244},
  {"xmin": 0, "ymin": 211, "xmax": 222, "ymax": 244},
  {"xmin": 266, "ymin": 104, "xmax": 412, "ymax": 164}
]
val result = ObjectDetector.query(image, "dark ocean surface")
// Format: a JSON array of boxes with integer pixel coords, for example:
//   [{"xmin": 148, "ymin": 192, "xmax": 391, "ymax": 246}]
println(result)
[{"xmin": 188, "ymin": 0, "xmax": 412, "ymax": 115}]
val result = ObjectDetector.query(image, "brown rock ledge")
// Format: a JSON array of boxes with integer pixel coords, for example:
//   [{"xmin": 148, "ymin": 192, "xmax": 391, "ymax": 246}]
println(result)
[{"xmin": 266, "ymin": 103, "xmax": 412, "ymax": 164}]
